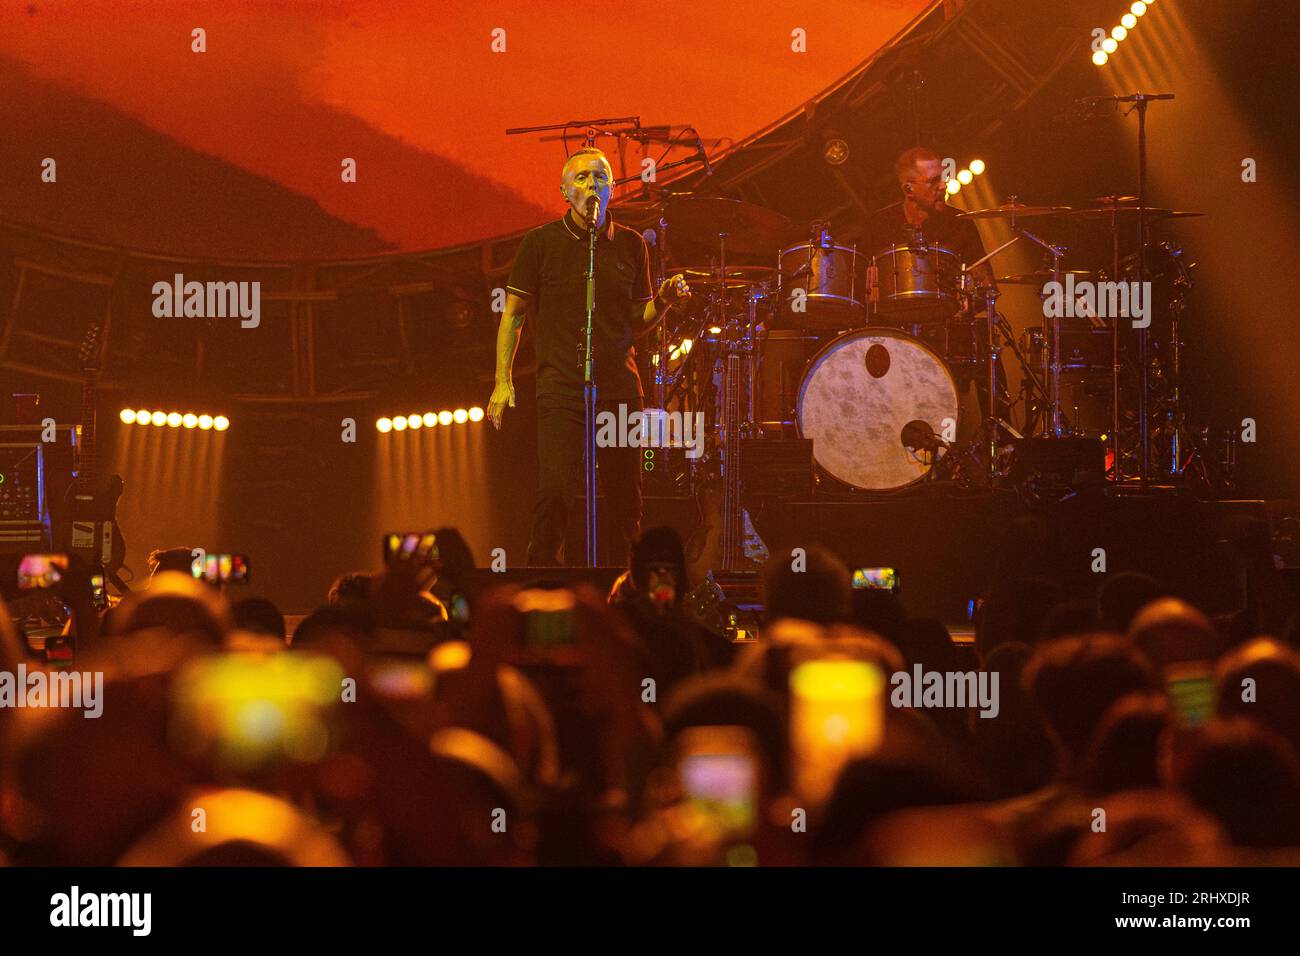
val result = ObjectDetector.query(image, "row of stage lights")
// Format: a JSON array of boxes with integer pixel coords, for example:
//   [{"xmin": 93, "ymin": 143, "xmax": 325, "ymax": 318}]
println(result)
[
  {"xmin": 376, "ymin": 407, "xmax": 485, "ymax": 432},
  {"xmin": 119, "ymin": 408, "xmax": 229, "ymax": 430},
  {"xmin": 1093, "ymin": 1, "xmax": 1151, "ymax": 66},
  {"xmin": 944, "ymin": 158, "xmax": 987, "ymax": 196}
]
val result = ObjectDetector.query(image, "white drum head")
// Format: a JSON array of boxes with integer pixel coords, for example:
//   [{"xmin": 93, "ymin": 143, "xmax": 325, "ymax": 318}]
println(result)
[{"xmin": 797, "ymin": 329, "xmax": 959, "ymax": 490}]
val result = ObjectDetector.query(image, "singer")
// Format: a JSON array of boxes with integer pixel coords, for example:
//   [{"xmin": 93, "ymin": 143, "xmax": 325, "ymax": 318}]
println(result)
[{"xmin": 488, "ymin": 147, "xmax": 691, "ymax": 565}]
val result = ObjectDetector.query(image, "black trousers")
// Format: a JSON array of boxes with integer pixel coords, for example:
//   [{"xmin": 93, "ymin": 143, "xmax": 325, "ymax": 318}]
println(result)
[{"xmin": 526, "ymin": 393, "xmax": 643, "ymax": 566}]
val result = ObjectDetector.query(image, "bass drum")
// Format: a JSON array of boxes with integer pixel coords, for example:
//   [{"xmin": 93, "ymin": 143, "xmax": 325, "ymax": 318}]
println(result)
[{"xmin": 797, "ymin": 328, "xmax": 959, "ymax": 491}]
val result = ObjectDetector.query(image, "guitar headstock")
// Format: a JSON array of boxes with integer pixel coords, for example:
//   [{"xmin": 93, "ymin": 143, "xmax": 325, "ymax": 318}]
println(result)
[{"xmin": 79, "ymin": 322, "xmax": 104, "ymax": 374}]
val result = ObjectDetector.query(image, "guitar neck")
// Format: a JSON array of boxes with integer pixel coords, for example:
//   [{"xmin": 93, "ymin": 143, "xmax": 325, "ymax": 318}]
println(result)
[{"xmin": 78, "ymin": 374, "xmax": 96, "ymax": 489}]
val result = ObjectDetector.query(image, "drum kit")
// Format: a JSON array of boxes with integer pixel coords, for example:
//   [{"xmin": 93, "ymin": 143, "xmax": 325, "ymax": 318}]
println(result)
[{"xmin": 629, "ymin": 191, "xmax": 1215, "ymax": 569}]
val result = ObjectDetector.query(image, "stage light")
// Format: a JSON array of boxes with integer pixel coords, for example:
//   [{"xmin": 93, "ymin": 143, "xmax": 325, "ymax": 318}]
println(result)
[
  {"xmin": 119, "ymin": 408, "xmax": 136, "ymax": 424},
  {"xmin": 708, "ymin": 325, "xmax": 722, "ymax": 334},
  {"xmin": 423, "ymin": 412, "xmax": 438, "ymax": 427},
  {"xmin": 213, "ymin": 416, "xmax": 230, "ymax": 432},
  {"xmin": 199, "ymin": 415, "xmax": 214, "ymax": 430},
  {"xmin": 468, "ymin": 406, "xmax": 484, "ymax": 422},
  {"xmin": 151, "ymin": 411, "xmax": 167, "ymax": 426},
  {"xmin": 946, "ymin": 179, "xmax": 962, "ymax": 195},
  {"xmin": 680, "ymin": 338, "xmax": 693, "ymax": 354},
  {"xmin": 134, "ymin": 409, "xmax": 151, "ymax": 425},
  {"xmin": 1131, "ymin": 2, "xmax": 1146, "ymax": 16},
  {"xmin": 1112, "ymin": 25, "xmax": 1128, "ymax": 41},
  {"xmin": 822, "ymin": 137, "xmax": 850, "ymax": 166},
  {"xmin": 407, "ymin": 413, "xmax": 423, "ymax": 430},
  {"xmin": 969, "ymin": 159, "xmax": 986, "ymax": 176},
  {"xmin": 1121, "ymin": 12, "xmax": 1137, "ymax": 29},
  {"xmin": 957, "ymin": 169, "xmax": 973, "ymax": 185},
  {"xmin": 166, "ymin": 412, "xmax": 182, "ymax": 427},
  {"xmin": 377, "ymin": 418, "xmax": 393, "ymax": 433},
  {"xmin": 453, "ymin": 408, "xmax": 469, "ymax": 424},
  {"xmin": 1102, "ymin": 37, "xmax": 1118, "ymax": 54},
  {"xmin": 438, "ymin": 411, "xmax": 453, "ymax": 426},
  {"xmin": 1093, "ymin": 50, "xmax": 1109, "ymax": 66},
  {"xmin": 393, "ymin": 416, "xmax": 408, "ymax": 431},
  {"xmin": 183, "ymin": 413, "xmax": 198, "ymax": 429}
]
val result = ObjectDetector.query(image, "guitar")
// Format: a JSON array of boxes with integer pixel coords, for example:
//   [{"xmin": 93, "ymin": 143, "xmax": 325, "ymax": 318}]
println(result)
[{"xmin": 52, "ymin": 322, "xmax": 129, "ymax": 593}]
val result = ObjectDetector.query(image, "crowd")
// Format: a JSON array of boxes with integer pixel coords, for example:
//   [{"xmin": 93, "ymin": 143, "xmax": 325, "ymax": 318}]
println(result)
[{"xmin": 2, "ymin": 522, "xmax": 1299, "ymax": 867}]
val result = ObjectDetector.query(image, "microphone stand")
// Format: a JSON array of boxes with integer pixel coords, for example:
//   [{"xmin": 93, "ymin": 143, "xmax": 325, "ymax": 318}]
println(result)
[{"xmin": 584, "ymin": 204, "xmax": 599, "ymax": 567}]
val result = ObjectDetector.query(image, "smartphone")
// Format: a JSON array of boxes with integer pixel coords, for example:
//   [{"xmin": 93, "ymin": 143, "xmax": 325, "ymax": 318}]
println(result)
[
  {"xmin": 170, "ymin": 651, "xmax": 345, "ymax": 771},
  {"xmin": 676, "ymin": 726, "xmax": 760, "ymax": 836},
  {"xmin": 513, "ymin": 588, "xmax": 578, "ymax": 648},
  {"xmin": 18, "ymin": 553, "xmax": 67, "ymax": 589},
  {"xmin": 90, "ymin": 572, "xmax": 108, "ymax": 610},
  {"xmin": 382, "ymin": 532, "xmax": 439, "ymax": 564},
  {"xmin": 789, "ymin": 658, "xmax": 886, "ymax": 804},
  {"xmin": 192, "ymin": 552, "xmax": 251, "ymax": 584},
  {"xmin": 1165, "ymin": 661, "xmax": 1215, "ymax": 729},
  {"xmin": 447, "ymin": 591, "xmax": 470, "ymax": 625},
  {"xmin": 852, "ymin": 567, "xmax": 899, "ymax": 592}
]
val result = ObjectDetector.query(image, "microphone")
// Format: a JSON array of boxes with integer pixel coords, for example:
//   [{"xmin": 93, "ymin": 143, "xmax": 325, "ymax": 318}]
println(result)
[
  {"xmin": 586, "ymin": 193, "xmax": 601, "ymax": 226},
  {"xmin": 900, "ymin": 419, "xmax": 948, "ymax": 453},
  {"xmin": 695, "ymin": 136, "xmax": 713, "ymax": 177}
]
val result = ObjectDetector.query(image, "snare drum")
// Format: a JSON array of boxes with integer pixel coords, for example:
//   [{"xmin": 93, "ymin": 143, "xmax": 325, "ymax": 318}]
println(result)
[
  {"xmin": 868, "ymin": 244, "xmax": 961, "ymax": 321},
  {"xmin": 797, "ymin": 327, "xmax": 960, "ymax": 491},
  {"xmin": 776, "ymin": 241, "xmax": 862, "ymax": 329}
]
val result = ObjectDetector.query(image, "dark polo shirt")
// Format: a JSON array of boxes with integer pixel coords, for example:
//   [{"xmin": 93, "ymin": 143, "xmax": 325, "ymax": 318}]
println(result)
[
  {"xmin": 865, "ymin": 201, "xmax": 987, "ymax": 268},
  {"xmin": 507, "ymin": 211, "xmax": 653, "ymax": 401}
]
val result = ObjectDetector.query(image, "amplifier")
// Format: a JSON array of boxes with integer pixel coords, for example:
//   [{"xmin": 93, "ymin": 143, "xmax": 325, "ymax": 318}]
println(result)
[{"xmin": 0, "ymin": 442, "xmax": 46, "ymax": 524}]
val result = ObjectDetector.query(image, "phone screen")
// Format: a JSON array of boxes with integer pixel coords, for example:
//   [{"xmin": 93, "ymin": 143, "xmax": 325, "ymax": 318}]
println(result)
[
  {"xmin": 789, "ymin": 658, "xmax": 886, "ymax": 804},
  {"xmin": 192, "ymin": 553, "xmax": 251, "ymax": 584},
  {"xmin": 383, "ymin": 532, "xmax": 438, "ymax": 563},
  {"xmin": 852, "ymin": 567, "xmax": 899, "ymax": 592},
  {"xmin": 1165, "ymin": 662, "xmax": 1214, "ymax": 729},
  {"xmin": 18, "ymin": 554, "xmax": 66, "ymax": 590},
  {"xmin": 90, "ymin": 573, "xmax": 108, "ymax": 610},
  {"xmin": 681, "ymin": 753, "xmax": 758, "ymax": 832},
  {"xmin": 513, "ymin": 588, "xmax": 578, "ymax": 648},
  {"xmin": 677, "ymin": 726, "xmax": 760, "ymax": 835}
]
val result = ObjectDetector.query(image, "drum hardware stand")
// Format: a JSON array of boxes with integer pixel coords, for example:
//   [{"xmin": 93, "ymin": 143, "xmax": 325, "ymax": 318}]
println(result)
[
  {"xmin": 1090, "ymin": 92, "xmax": 1176, "ymax": 485},
  {"xmin": 1163, "ymin": 247, "xmax": 1194, "ymax": 479},
  {"xmin": 1105, "ymin": 206, "xmax": 1122, "ymax": 483},
  {"xmin": 959, "ymin": 240, "xmax": 1046, "ymax": 482},
  {"xmin": 1014, "ymin": 227, "xmax": 1068, "ymax": 438}
]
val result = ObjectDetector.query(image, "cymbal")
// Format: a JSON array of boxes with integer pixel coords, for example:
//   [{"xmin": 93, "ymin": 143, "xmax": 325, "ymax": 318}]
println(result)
[
  {"xmin": 679, "ymin": 265, "xmax": 777, "ymax": 289},
  {"xmin": 664, "ymin": 196, "xmax": 800, "ymax": 257},
  {"xmin": 996, "ymin": 269, "xmax": 1096, "ymax": 285},
  {"xmin": 956, "ymin": 201, "xmax": 1072, "ymax": 220},
  {"xmin": 1069, "ymin": 197, "xmax": 1204, "ymax": 220}
]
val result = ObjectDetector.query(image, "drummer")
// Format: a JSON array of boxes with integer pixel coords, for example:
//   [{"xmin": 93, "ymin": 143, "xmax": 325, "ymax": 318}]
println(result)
[
  {"xmin": 865, "ymin": 146, "xmax": 995, "ymax": 289},
  {"xmin": 865, "ymin": 146, "xmax": 1006, "ymax": 420}
]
